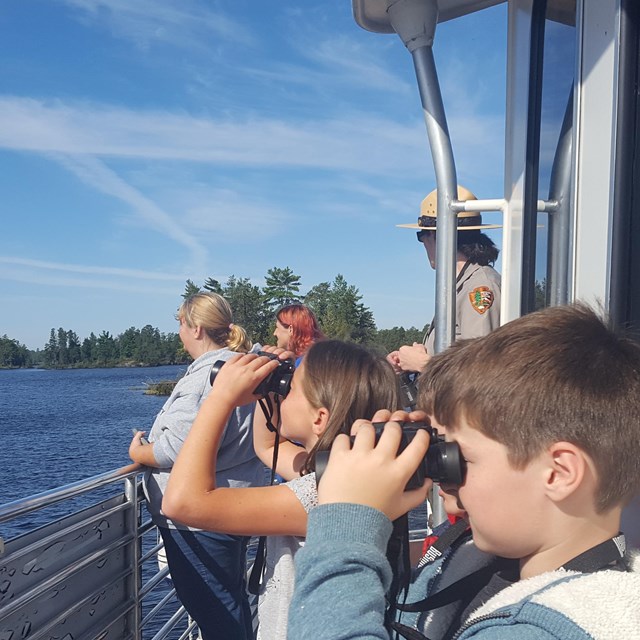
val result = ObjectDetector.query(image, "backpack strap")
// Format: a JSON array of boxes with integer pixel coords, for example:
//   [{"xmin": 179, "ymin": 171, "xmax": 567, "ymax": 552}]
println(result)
[
  {"xmin": 418, "ymin": 518, "xmax": 469, "ymax": 567},
  {"xmin": 247, "ymin": 394, "xmax": 282, "ymax": 596},
  {"xmin": 396, "ymin": 562, "xmax": 499, "ymax": 613},
  {"xmin": 562, "ymin": 534, "xmax": 627, "ymax": 573},
  {"xmin": 385, "ymin": 513, "xmax": 411, "ymax": 631}
]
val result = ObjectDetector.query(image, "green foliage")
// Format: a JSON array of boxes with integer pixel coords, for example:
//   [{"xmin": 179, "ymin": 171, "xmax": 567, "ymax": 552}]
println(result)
[
  {"xmin": 67, "ymin": 330, "xmax": 81, "ymax": 364},
  {"xmin": 11, "ymin": 325, "xmax": 186, "ymax": 369},
  {"xmin": 303, "ymin": 282, "xmax": 330, "ymax": 325},
  {"xmin": 182, "ymin": 279, "xmax": 201, "ymax": 299},
  {"xmin": 4, "ymin": 266, "xmax": 436, "ymax": 369},
  {"xmin": 203, "ymin": 275, "xmax": 270, "ymax": 344},
  {"xmin": 95, "ymin": 331, "xmax": 118, "ymax": 365},
  {"xmin": 217, "ymin": 276, "xmax": 271, "ymax": 345},
  {"xmin": 0, "ymin": 334, "xmax": 32, "ymax": 367},
  {"xmin": 263, "ymin": 266, "xmax": 301, "ymax": 311},
  {"xmin": 534, "ymin": 278, "xmax": 547, "ymax": 311},
  {"xmin": 183, "ymin": 268, "xmax": 437, "ymax": 351},
  {"xmin": 57, "ymin": 327, "xmax": 68, "ymax": 365},
  {"xmin": 81, "ymin": 332, "xmax": 98, "ymax": 363},
  {"xmin": 44, "ymin": 328, "xmax": 57, "ymax": 366},
  {"xmin": 305, "ymin": 275, "xmax": 376, "ymax": 344},
  {"xmin": 189, "ymin": 269, "xmax": 383, "ymax": 348},
  {"xmin": 373, "ymin": 325, "xmax": 429, "ymax": 355},
  {"xmin": 203, "ymin": 278, "xmax": 224, "ymax": 295}
]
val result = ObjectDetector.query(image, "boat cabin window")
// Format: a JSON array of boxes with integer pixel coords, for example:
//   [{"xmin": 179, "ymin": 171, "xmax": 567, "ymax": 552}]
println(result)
[{"xmin": 527, "ymin": 1, "xmax": 577, "ymax": 312}]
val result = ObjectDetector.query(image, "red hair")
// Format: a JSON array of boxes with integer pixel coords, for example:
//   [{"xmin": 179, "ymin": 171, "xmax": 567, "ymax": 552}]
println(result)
[{"xmin": 276, "ymin": 304, "xmax": 325, "ymax": 357}]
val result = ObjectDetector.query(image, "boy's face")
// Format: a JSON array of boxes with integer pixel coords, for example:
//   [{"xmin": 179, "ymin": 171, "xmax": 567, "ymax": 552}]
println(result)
[{"xmin": 438, "ymin": 415, "xmax": 548, "ymax": 560}]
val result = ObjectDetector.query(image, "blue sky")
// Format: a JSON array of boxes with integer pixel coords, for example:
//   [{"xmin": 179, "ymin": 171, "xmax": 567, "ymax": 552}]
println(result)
[{"xmin": 0, "ymin": 0, "xmax": 507, "ymax": 350}]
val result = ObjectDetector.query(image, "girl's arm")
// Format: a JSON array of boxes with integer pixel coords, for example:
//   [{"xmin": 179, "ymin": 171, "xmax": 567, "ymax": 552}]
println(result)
[
  {"xmin": 253, "ymin": 396, "xmax": 308, "ymax": 481},
  {"xmin": 163, "ymin": 353, "xmax": 308, "ymax": 536}
]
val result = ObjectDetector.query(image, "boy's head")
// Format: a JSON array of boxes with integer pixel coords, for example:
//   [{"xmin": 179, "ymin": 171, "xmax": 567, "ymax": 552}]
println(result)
[{"xmin": 418, "ymin": 303, "xmax": 640, "ymax": 514}]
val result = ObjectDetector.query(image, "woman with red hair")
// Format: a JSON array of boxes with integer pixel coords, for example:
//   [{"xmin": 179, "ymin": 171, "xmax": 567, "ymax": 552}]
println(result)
[
  {"xmin": 273, "ymin": 304, "xmax": 325, "ymax": 360},
  {"xmin": 253, "ymin": 304, "xmax": 325, "ymax": 480}
]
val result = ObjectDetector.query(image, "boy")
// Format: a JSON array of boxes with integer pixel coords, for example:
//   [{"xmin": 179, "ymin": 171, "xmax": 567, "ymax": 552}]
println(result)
[{"xmin": 288, "ymin": 304, "xmax": 640, "ymax": 639}]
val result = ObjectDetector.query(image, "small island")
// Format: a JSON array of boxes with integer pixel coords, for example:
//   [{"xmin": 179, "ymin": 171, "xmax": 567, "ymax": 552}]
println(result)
[{"xmin": 144, "ymin": 380, "xmax": 178, "ymax": 396}]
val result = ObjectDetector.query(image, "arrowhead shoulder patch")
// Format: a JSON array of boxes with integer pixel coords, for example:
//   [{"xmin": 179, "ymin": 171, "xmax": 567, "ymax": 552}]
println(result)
[{"xmin": 469, "ymin": 287, "xmax": 494, "ymax": 314}]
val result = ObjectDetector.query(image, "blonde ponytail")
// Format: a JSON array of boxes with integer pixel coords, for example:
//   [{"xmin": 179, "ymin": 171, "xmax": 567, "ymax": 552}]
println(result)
[
  {"xmin": 178, "ymin": 292, "xmax": 253, "ymax": 352},
  {"xmin": 227, "ymin": 324, "xmax": 252, "ymax": 353}
]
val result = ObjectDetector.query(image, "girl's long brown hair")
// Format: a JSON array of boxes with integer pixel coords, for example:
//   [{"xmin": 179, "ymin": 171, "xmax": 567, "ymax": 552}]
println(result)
[{"xmin": 298, "ymin": 340, "xmax": 401, "ymax": 474}]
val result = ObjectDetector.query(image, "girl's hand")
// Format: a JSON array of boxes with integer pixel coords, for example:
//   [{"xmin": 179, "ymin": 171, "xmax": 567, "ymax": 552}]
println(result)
[
  {"xmin": 257, "ymin": 345, "xmax": 296, "ymax": 361},
  {"xmin": 210, "ymin": 353, "xmax": 280, "ymax": 406},
  {"xmin": 317, "ymin": 421, "xmax": 431, "ymax": 521}
]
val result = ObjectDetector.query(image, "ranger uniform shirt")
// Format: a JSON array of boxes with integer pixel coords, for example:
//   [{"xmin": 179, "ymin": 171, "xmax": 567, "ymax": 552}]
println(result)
[{"xmin": 425, "ymin": 263, "xmax": 501, "ymax": 355}]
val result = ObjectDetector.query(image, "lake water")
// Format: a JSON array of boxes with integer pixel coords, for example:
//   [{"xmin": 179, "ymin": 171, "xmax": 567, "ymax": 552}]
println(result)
[
  {"xmin": 1, "ymin": 365, "xmax": 191, "ymax": 638},
  {"xmin": 1, "ymin": 365, "xmax": 183, "ymax": 506}
]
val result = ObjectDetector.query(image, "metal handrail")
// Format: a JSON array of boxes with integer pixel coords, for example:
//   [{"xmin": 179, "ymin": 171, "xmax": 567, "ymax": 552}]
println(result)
[
  {"xmin": 0, "ymin": 462, "xmax": 194, "ymax": 639},
  {"xmin": 0, "ymin": 462, "xmax": 141, "ymax": 524}
]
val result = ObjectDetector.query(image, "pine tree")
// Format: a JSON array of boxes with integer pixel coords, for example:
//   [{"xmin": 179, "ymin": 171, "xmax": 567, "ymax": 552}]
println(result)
[
  {"xmin": 263, "ymin": 267, "xmax": 301, "ymax": 310},
  {"xmin": 44, "ymin": 328, "xmax": 58, "ymax": 366},
  {"xmin": 182, "ymin": 279, "xmax": 201, "ymax": 299}
]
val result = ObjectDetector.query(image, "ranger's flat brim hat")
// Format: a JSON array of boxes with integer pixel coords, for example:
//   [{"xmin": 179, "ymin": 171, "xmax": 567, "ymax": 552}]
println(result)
[{"xmin": 397, "ymin": 185, "xmax": 502, "ymax": 231}]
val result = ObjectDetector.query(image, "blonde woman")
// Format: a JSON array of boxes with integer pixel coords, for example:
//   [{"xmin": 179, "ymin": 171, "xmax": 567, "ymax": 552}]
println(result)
[{"xmin": 129, "ymin": 292, "xmax": 262, "ymax": 640}]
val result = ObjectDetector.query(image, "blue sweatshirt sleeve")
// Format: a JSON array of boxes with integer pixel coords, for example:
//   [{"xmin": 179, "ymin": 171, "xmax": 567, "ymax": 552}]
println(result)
[{"xmin": 288, "ymin": 503, "xmax": 394, "ymax": 640}]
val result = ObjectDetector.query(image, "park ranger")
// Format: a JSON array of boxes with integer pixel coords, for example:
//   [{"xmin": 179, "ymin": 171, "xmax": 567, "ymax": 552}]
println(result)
[{"xmin": 387, "ymin": 185, "xmax": 502, "ymax": 373}]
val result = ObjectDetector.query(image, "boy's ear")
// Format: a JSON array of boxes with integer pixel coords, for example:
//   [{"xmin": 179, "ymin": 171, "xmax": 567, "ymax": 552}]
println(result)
[
  {"xmin": 543, "ymin": 442, "xmax": 590, "ymax": 502},
  {"xmin": 311, "ymin": 407, "xmax": 330, "ymax": 436}
]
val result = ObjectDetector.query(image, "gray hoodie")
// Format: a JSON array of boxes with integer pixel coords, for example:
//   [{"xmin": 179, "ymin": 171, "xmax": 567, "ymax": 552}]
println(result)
[{"xmin": 143, "ymin": 348, "xmax": 265, "ymax": 529}]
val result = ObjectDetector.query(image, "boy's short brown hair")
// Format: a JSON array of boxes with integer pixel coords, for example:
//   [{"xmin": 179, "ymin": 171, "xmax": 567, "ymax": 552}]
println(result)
[{"xmin": 418, "ymin": 303, "xmax": 640, "ymax": 512}]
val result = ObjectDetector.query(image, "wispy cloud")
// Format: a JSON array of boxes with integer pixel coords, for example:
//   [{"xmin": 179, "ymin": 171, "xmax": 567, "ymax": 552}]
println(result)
[
  {"xmin": 59, "ymin": 0, "xmax": 255, "ymax": 51},
  {"xmin": 0, "ymin": 97, "xmax": 428, "ymax": 174},
  {"xmin": 50, "ymin": 154, "xmax": 209, "ymax": 272},
  {"xmin": 0, "ymin": 91, "xmax": 505, "ymax": 252},
  {"xmin": 0, "ymin": 257, "xmax": 186, "ymax": 281},
  {"xmin": 244, "ymin": 36, "xmax": 412, "ymax": 96},
  {"xmin": 0, "ymin": 262, "xmax": 180, "ymax": 294},
  {"xmin": 0, "ymin": 93, "xmax": 503, "ymax": 176},
  {"xmin": 181, "ymin": 188, "xmax": 290, "ymax": 236},
  {"xmin": 306, "ymin": 36, "xmax": 412, "ymax": 94}
]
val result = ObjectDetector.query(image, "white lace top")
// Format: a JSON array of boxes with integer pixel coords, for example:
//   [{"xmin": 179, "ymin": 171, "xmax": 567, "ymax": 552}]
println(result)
[{"xmin": 255, "ymin": 471, "xmax": 318, "ymax": 640}]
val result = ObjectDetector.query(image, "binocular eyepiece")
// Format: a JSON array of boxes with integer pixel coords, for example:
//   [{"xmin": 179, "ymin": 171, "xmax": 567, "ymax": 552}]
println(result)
[
  {"xmin": 315, "ymin": 421, "xmax": 465, "ymax": 490},
  {"xmin": 209, "ymin": 351, "xmax": 295, "ymax": 398}
]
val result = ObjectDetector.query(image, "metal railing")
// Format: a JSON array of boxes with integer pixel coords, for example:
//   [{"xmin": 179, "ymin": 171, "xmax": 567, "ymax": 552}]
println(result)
[
  {"xmin": 0, "ymin": 464, "xmax": 198, "ymax": 640},
  {"xmin": 1, "ymin": 464, "xmax": 431, "ymax": 640}
]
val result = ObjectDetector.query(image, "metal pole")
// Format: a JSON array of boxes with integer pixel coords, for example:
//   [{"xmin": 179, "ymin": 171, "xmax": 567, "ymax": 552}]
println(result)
[
  {"xmin": 547, "ymin": 88, "xmax": 573, "ymax": 306},
  {"xmin": 387, "ymin": 0, "xmax": 458, "ymax": 526},
  {"xmin": 411, "ymin": 45, "xmax": 458, "ymax": 354}
]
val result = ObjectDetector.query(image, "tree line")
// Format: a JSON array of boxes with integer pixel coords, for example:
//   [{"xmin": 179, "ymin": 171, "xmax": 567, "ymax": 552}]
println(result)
[{"xmin": 1, "ymin": 267, "xmax": 427, "ymax": 369}]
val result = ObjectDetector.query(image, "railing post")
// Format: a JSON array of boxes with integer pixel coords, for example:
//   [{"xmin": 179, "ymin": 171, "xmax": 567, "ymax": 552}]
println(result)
[{"xmin": 125, "ymin": 472, "xmax": 142, "ymax": 639}]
